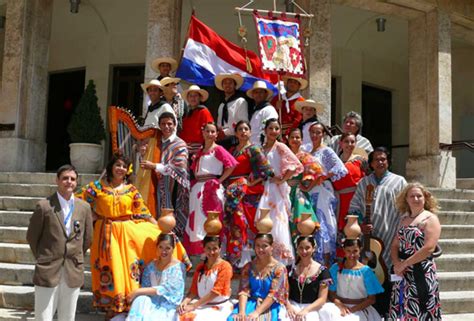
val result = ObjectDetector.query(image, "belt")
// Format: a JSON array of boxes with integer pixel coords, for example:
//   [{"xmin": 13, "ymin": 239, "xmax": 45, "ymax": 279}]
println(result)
[
  {"xmin": 195, "ymin": 175, "xmax": 218, "ymax": 182},
  {"xmin": 336, "ymin": 296, "xmax": 366, "ymax": 305}
]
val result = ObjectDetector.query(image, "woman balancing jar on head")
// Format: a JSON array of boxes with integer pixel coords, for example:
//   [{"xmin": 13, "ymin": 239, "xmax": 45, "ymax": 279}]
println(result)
[
  {"xmin": 76, "ymin": 153, "xmax": 191, "ymax": 319},
  {"xmin": 306, "ymin": 122, "xmax": 348, "ymax": 266},
  {"xmin": 325, "ymin": 223, "xmax": 384, "ymax": 321},
  {"xmin": 224, "ymin": 120, "xmax": 274, "ymax": 269},
  {"xmin": 257, "ymin": 118, "xmax": 303, "ymax": 265},
  {"xmin": 331, "ymin": 133, "xmax": 369, "ymax": 257},
  {"xmin": 285, "ymin": 233, "xmax": 333, "ymax": 321},
  {"xmin": 287, "ymin": 128, "xmax": 321, "ymax": 240},
  {"xmin": 388, "ymin": 183, "xmax": 442, "ymax": 320},
  {"xmin": 183, "ymin": 122, "xmax": 237, "ymax": 255},
  {"xmin": 178, "ymin": 223, "xmax": 234, "ymax": 321},
  {"xmin": 125, "ymin": 234, "xmax": 186, "ymax": 321},
  {"xmin": 228, "ymin": 219, "xmax": 289, "ymax": 321}
]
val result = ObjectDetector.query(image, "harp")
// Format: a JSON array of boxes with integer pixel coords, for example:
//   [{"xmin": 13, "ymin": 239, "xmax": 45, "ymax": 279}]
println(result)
[{"xmin": 108, "ymin": 106, "xmax": 161, "ymax": 217}]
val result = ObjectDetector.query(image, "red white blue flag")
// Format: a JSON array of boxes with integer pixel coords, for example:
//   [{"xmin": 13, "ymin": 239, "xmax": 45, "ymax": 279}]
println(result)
[{"xmin": 176, "ymin": 15, "xmax": 277, "ymax": 94}]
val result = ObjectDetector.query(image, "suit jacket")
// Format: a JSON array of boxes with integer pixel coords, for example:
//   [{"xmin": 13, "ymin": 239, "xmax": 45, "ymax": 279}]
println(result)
[{"xmin": 26, "ymin": 193, "xmax": 93, "ymax": 288}]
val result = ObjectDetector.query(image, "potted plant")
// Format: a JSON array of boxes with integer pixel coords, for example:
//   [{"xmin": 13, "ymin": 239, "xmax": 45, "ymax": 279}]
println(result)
[{"xmin": 67, "ymin": 80, "xmax": 106, "ymax": 173}]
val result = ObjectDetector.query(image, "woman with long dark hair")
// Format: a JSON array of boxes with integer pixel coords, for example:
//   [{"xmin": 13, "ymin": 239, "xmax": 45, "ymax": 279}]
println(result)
[{"xmin": 77, "ymin": 153, "xmax": 191, "ymax": 319}]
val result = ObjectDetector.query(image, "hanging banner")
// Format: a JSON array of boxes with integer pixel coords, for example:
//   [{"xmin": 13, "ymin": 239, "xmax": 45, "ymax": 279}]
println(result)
[{"xmin": 253, "ymin": 12, "xmax": 305, "ymax": 76}]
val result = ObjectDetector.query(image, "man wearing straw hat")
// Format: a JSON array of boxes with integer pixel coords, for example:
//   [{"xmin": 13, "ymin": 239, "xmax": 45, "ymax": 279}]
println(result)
[
  {"xmin": 273, "ymin": 75, "xmax": 307, "ymax": 135},
  {"xmin": 247, "ymin": 81, "xmax": 278, "ymax": 145},
  {"xmin": 151, "ymin": 57, "xmax": 178, "ymax": 81},
  {"xmin": 215, "ymin": 73, "xmax": 248, "ymax": 147},
  {"xmin": 180, "ymin": 84, "xmax": 214, "ymax": 155},
  {"xmin": 141, "ymin": 79, "xmax": 175, "ymax": 128},
  {"xmin": 161, "ymin": 77, "xmax": 187, "ymax": 133}
]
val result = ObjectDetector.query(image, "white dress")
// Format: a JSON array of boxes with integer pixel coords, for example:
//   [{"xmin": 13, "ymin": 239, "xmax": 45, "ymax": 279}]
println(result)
[{"xmin": 257, "ymin": 142, "xmax": 302, "ymax": 265}]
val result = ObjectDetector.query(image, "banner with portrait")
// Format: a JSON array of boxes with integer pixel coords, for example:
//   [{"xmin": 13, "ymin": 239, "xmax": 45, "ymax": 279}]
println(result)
[{"xmin": 253, "ymin": 12, "xmax": 305, "ymax": 76}]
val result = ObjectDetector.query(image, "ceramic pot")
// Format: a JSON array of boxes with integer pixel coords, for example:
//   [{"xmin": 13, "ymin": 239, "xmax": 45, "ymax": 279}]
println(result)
[
  {"xmin": 204, "ymin": 211, "xmax": 222, "ymax": 236},
  {"xmin": 157, "ymin": 208, "xmax": 176, "ymax": 234},
  {"xmin": 69, "ymin": 143, "xmax": 103, "ymax": 173},
  {"xmin": 297, "ymin": 213, "xmax": 317, "ymax": 236},
  {"xmin": 256, "ymin": 208, "xmax": 273, "ymax": 234},
  {"xmin": 344, "ymin": 215, "xmax": 361, "ymax": 239}
]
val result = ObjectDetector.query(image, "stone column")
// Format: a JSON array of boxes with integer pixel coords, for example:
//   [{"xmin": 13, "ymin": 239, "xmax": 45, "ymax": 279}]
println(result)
[
  {"xmin": 143, "ymin": 0, "xmax": 182, "ymax": 114},
  {"xmin": 303, "ymin": 0, "xmax": 331, "ymax": 125},
  {"xmin": 405, "ymin": 9, "xmax": 456, "ymax": 188},
  {"xmin": 0, "ymin": 0, "xmax": 53, "ymax": 172}
]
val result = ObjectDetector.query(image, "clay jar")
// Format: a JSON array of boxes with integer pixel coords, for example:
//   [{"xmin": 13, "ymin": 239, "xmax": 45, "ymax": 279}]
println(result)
[
  {"xmin": 297, "ymin": 213, "xmax": 317, "ymax": 236},
  {"xmin": 256, "ymin": 208, "xmax": 273, "ymax": 234},
  {"xmin": 157, "ymin": 208, "xmax": 176, "ymax": 234},
  {"xmin": 344, "ymin": 215, "xmax": 362, "ymax": 239},
  {"xmin": 204, "ymin": 211, "xmax": 222, "ymax": 236}
]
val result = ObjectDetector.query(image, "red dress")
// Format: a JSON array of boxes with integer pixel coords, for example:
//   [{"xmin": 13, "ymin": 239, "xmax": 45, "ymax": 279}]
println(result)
[{"xmin": 179, "ymin": 106, "xmax": 214, "ymax": 145}]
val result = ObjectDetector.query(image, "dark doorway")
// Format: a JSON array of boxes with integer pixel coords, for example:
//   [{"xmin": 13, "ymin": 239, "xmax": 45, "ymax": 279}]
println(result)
[
  {"xmin": 111, "ymin": 65, "xmax": 145, "ymax": 118},
  {"xmin": 46, "ymin": 69, "xmax": 86, "ymax": 171},
  {"xmin": 362, "ymin": 84, "xmax": 392, "ymax": 150}
]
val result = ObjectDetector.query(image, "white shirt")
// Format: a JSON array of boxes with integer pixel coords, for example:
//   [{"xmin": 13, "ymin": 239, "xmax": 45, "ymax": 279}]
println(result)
[
  {"xmin": 217, "ymin": 97, "xmax": 249, "ymax": 136},
  {"xmin": 57, "ymin": 192, "xmax": 75, "ymax": 236},
  {"xmin": 144, "ymin": 102, "xmax": 175, "ymax": 128},
  {"xmin": 250, "ymin": 104, "xmax": 279, "ymax": 146}
]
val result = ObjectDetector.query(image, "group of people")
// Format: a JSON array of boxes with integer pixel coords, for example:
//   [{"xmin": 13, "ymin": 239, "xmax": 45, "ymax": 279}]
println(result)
[{"xmin": 25, "ymin": 56, "xmax": 442, "ymax": 321}]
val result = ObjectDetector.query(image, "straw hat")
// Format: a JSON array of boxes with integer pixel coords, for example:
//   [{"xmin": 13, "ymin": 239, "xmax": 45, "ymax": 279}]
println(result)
[
  {"xmin": 159, "ymin": 77, "xmax": 181, "ymax": 88},
  {"xmin": 151, "ymin": 57, "xmax": 178, "ymax": 73},
  {"xmin": 353, "ymin": 147, "xmax": 368, "ymax": 160},
  {"xmin": 246, "ymin": 80, "xmax": 274, "ymax": 100},
  {"xmin": 140, "ymin": 79, "xmax": 162, "ymax": 93},
  {"xmin": 295, "ymin": 99, "xmax": 324, "ymax": 114},
  {"xmin": 182, "ymin": 84, "xmax": 209, "ymax": 103},
  {"xmin": 214, "ymin": 73, "xmax": 244, "ymax": 91},
  {"xmin": 283, "ymin": 75, "xmax": 308, "ymax": 90}
]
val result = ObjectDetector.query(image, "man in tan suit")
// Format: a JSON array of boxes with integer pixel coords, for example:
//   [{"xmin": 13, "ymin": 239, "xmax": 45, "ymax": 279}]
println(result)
[{"xmin": 27, "ymin": 165, "xmax": 93, "ymax": 321}]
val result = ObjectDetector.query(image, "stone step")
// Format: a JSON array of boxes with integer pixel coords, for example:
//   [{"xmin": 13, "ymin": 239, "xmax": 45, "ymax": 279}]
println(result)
[
  {"xmin": 435, "ymin": 254, "xmax": 474, "ymax": 272},
  {"xmin": 0, "ymin": 308, "xmax": 104, "ymax": 321},
  {"xmin": 0, "ymin": 262, "xmax": 92, "ymax": 290},
  {"xmin": 0, "ymin": 243, "xmax": 90, "ymax": 266},
  {"xmin": 441, "ymin": 225, "xmax": 474, "ymax": 239},
  {"xmin": 440, "ymin": 291, "xmax": 474, "ymax": 314},
  {"xmin": 0, "ymin": 183, "xmax": 57, "ymax": 198},
  {"xmin": 0, "ymin": 173, "xmax": 99, "ymax": 186},
  {"xmin": 0, "ymin": 285, "xmax": 94, "ymax": 313},
  {"xmin": 458, "ymin": 178, "xmax": 474, "ymax": 190},
  {"xmin": 430, "ymin": 188, "xmax": 474, "ymax": 200},
  {"xmin": 0, "ymin": 227, "xmax": 27, "ymax": 244},
  {"xmin": 438, "ymin": 239, "xmax": 474, "ymax": 254},
  {"xmin": 0, "ymin": 197, "xmax": 42, "ymax": 211},
  {"xmin": 439, "ymin": 272, "xmax": 474, "ymax": 292},
  {"xmin": 438, "ymin": 211, "xmax": 474, "ymax": 225},
  {"xmin": 438, "ymin": 199, "xmax": 474, "ymax": 212},
  {"xmin": 0, "ymin": 211, "xmax": 32, "ymax": 228},
  {"xmin": 443, "ymin": 314, "xmax": 474, "ymax": 321}
]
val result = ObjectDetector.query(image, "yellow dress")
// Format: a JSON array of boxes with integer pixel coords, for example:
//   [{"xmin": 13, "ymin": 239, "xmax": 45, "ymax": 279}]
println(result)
[{"xmin": 77, "ymin": 179, "xmax": 191, "ymax": 313}]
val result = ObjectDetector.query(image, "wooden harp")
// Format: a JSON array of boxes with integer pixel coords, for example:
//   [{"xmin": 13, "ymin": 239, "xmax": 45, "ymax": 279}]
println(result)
[{"xmin": 108, "ymin": 106, "xmax": 161, "ymax": 215}]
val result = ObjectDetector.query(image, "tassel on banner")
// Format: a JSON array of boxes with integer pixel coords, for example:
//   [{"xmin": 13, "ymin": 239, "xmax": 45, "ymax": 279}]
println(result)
[{"xmin": 246, "ymin": 57, "xmax": 253, "ymax": 73}]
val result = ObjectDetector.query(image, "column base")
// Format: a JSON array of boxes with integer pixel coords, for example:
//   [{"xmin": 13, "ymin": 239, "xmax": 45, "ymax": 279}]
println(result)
[
  {"xmin": 0, "ymin": 138, "xmax": 46, "ymax": 172},
  {"xmin": 405, "ymin": 152, "xmax": 456, "ymax": 188}
]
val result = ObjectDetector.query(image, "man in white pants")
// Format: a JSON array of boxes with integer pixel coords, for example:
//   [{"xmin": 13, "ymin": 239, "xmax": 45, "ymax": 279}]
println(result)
[{"xmin": 27, "ymin": 165, "xmax": 93, "ymax": 321}]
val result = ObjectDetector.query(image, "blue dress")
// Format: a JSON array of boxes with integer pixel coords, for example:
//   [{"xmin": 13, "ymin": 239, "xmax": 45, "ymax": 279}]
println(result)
[
  {"xmin": 227, "ymin": 260, "xmax": 288, "ymax": 321},
  {"xmin": 127, "ymin": 261, "xmax": 186, "ymax": 321}
]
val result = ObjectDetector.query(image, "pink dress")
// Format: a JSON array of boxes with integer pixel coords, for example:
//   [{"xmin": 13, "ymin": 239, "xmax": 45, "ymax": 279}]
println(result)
[
  {"xmin": 183, "ymin": 145, "xmax": 238, "ymax": 255},
  {"xmin": 257, "ymin": 142, "xmax": 303, "ymax": 265}
]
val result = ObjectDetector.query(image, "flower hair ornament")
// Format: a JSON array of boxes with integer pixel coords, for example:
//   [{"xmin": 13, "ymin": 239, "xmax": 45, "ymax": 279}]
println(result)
[{"xmin": 127, "ymin": 163, "xmax": 133, "ymax": 176}]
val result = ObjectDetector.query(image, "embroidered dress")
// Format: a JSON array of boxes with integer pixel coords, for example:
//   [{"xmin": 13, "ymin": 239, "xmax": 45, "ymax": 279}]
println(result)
[
  {"xmin": 227, "ymin": 260, "xmax": 289, "ymax": 321},
  {"xmin": 309, "ymin": 147, "xmax": 348, "ymax": 263},
  {"xmin": 285, "ymin": 265, "xmax": 333, "ymax": 321},
  {"xmin": 388, "ymin": 214, "xmax": 442, "ymax": 321},
  {"xmin": 126, "ymin": 262, "xmax": 186, "ymax": 321},
  {"xmin": 348, "ymin": 172, "xmax": 407, "ymax": 267},
  {"xmin": 325, "ymin": 264, "xmax": 384, "ymax": 321},
  {"xmin": 179, "ymin": 260, "xmax": 234, "ymax": 321},
  {"xmin": 148, "ymin": 134, "xmax": 190, "ymax": 237},
  {"xmin": 76, "ymin": 180, "xmax": 191, "ymax": 313},
  {"xmin": 224, "ymin": 144, "xmax": 274, "ymax": 268},
  {"xmin": 288, "ymin": 151, "xmax": 322, "ymax": 239},
  {"xmin": 257, "ymin": 142, "xmax": 303, "ymax": 265},
  {"xmin": 184, "ymin": 145, "xmax": 238, "ymax": 255}
]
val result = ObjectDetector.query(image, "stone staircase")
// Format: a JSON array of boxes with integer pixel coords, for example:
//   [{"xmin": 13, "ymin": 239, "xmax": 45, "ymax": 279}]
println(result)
[{"xmin": 1, "ymin": 173, "xmax": 474, "ymax": 319}]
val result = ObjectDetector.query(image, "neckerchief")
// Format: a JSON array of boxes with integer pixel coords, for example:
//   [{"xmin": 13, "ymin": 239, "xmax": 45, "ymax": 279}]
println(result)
[
  {"xmin": 280, "ymin": 92, "xmax": 302, "ymax": 113},
  {"xmin": 221, "ymin": 93, "xmax": 241, "ymax": 126}
]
